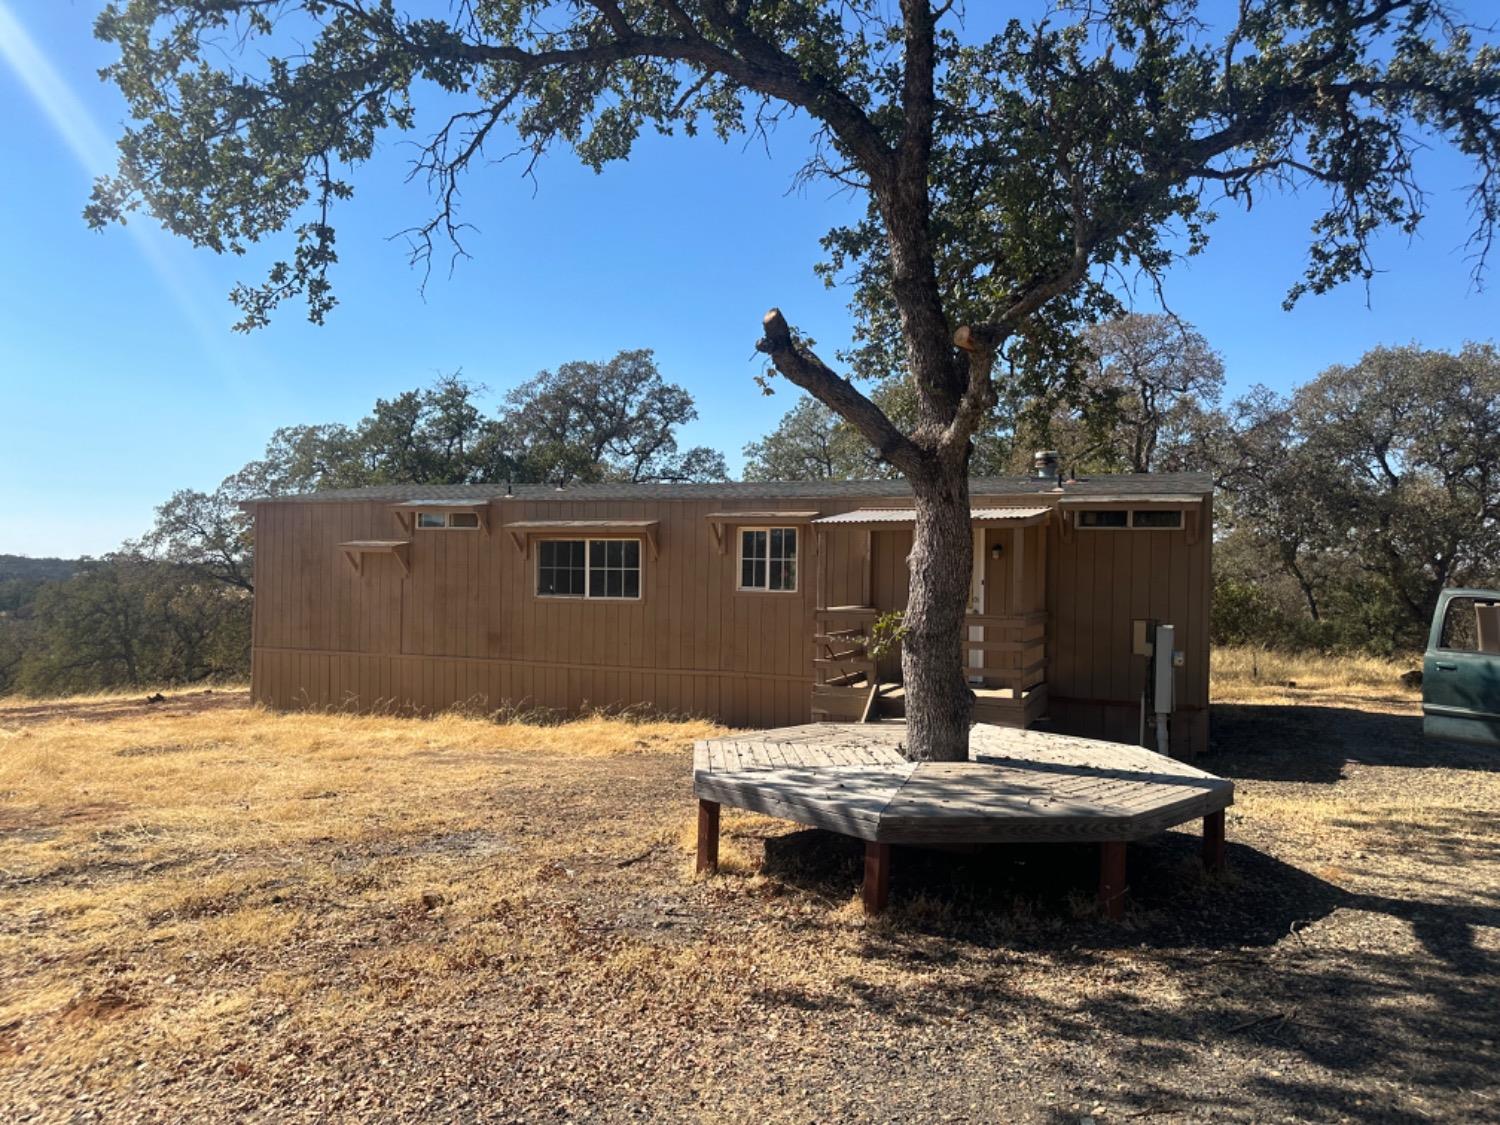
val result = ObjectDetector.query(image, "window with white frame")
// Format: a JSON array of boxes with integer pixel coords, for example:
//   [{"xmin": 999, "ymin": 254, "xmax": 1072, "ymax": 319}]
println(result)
[
  {"xmin": 536, "ymin": 538, "xmax": 641, "ymax": 599},
  {"xmin": 416, "ymin": 510, "xmax": 480, "ymax": 529},
  {"xmin": 738, "ymin": 527, "xmax": 798, "ymax": 592}
]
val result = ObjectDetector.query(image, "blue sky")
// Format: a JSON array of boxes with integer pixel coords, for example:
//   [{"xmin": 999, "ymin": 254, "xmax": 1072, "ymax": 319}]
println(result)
[{"xmin": 2, "ymin": 1, "xmax": 1497, "ymax": 558}]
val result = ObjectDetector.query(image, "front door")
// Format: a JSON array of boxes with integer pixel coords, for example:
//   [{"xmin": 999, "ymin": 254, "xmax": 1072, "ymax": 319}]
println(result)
[{"xmin": 979, "ymin": 527, "xmax": 1020, "ymax": 686}]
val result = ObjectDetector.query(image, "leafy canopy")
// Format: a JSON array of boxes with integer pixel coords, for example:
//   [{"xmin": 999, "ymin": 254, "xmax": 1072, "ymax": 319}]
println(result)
[
  {"xmin": 90, "ymin": 4, "xmax": 1499, "ymax": 346},
  {"xmin": 88, "ymin": 0, "xmax": 1500, "ymax": 514}
]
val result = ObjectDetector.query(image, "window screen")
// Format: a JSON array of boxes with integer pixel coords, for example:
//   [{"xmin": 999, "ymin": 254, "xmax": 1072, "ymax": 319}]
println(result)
[
  {"xmin": 416, "ymin": 512, "xmax": 447, "ymax": 529},
  {"xmin": 740, "ymin": 528, "xmax": 798, "ymax": 591},
  {"xmin": 447, "ymin": 512, "xmax": 480, "ymax": 529}
]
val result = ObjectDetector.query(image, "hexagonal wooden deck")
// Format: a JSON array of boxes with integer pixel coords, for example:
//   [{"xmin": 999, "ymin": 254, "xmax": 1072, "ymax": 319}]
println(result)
[{"xmin": 692, "ymin": 723, "xmax": 1234, "ymax": 917}]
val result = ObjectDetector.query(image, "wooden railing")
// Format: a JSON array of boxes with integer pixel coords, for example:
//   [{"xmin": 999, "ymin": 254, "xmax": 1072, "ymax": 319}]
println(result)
[
  {"xmin": 811, "ymin": 607, "xmax": 880, "ymax": 720},
  {"xmin": 961, "ymin": 611, "xmax": 1047, "ymax": 692},
  {"xmin": 811, "ymin": 607, "xmax": 1046, "ymax": 721},
  {"xmin": 813, "ymin": 607, "xmax": 879, "ymax": 685}
]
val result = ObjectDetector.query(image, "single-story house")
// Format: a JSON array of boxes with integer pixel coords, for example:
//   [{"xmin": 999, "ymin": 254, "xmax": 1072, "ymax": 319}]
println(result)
[{"xmin": 248, "ymin": 471, "xmax": 1213, "ymax": 754}]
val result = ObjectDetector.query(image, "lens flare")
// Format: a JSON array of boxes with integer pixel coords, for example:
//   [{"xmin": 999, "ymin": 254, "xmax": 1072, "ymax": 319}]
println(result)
[{"xmin": 0, "ymin": 1, "xmax": 249, "ymax": 384}]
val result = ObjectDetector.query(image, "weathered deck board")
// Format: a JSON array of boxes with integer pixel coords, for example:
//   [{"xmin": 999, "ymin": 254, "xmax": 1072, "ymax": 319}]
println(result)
[{"xmin": 693, "ymin": 722, "xmax": 1233, "ymax": 846}]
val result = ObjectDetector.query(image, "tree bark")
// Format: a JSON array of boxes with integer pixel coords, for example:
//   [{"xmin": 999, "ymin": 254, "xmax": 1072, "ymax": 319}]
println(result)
[
  {"xmin": 900, "ymin": 462, "xmax": 975, "ymax": 761},
  {"xmin": 758, "ymin": 310, "xmax": 983, "ymax": 763}
]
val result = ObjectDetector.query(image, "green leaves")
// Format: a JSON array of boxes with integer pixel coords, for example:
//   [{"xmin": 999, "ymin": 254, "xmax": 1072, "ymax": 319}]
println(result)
[
  {"xmin": 89, "ymin": 0, "xmax": 1500, "ymax": 424},
  {"xmin": 1217, "ymin": 342, "xmax": 1500, "ymax": 647}
]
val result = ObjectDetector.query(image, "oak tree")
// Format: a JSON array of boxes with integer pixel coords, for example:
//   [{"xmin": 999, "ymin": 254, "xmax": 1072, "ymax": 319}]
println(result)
[
  {"xmin": 1219, "ymin": 344, "xmax": 1500, "ymax": 646},
  {"xmin": 501, "ymin": 350, "xmax": 728, "ymax": 485},
  {"xmin": 91, "ymin": 0, "xmax": 1500, "ymax": 759}
]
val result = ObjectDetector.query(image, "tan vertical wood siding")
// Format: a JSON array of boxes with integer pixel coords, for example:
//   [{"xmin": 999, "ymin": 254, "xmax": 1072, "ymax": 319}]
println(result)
[{"xmin": 250, "ymin": 490, "xmax": 1212, "ymax": 747}]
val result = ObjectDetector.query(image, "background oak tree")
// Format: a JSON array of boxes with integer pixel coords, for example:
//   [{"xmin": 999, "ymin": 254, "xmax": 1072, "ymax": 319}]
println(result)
[
  {"xmin": 1213, "ymin": 344, "xmax": 1500, "ymax": 650},
  {"xmin": 1037, "ymin": 314, "xmax": 1225, "ymax": 475},
  {"xmin": 90, "ymin": 1, "xmax": 1500, "ymax": 759}
]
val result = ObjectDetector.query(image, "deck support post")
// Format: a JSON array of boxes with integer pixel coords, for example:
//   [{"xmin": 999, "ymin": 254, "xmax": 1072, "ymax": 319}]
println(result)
[
  {"xmin": 1202, "ymin": 809, "xmax": 1226, "ymax": 873},
  {"xmin": 1098, "ymin": 841, "xmax": 1127, "ymax": 920},
  {"xmin": 696, "ymin": 799, "xmax": 720, "ymax": 874},
  {"xmin": 862, "ymin": 841, "xmax": 891, "ymax": 915}
]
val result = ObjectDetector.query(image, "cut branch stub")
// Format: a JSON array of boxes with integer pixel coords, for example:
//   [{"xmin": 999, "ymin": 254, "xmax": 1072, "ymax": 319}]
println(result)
[
  {"xmin": 953, "ymin": 325, "xmax": 981, "ymax": 353},
  {"xmin": 761, "ymin": 307, "xmax": 791, "ymax": 349},
  {"xmin": 756, "ymin": 306, "xmax": 925, "ymax": 477}
]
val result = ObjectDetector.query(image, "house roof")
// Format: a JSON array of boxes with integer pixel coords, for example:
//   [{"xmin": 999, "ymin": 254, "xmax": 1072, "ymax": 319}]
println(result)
[{"xmin": 249, "ymin": 472, "xmax": 1213, "ymax": 506}]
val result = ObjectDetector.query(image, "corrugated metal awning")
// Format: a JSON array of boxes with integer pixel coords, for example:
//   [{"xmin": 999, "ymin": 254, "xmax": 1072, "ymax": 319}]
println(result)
[{"xmin": 813, "ymin": 507, "xmax": 1051, "ymax": 527}]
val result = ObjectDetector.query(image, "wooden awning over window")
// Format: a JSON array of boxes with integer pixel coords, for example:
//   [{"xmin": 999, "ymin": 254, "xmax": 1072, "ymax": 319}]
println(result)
[
  {"xmin": 1056, "ymin": 495, "xmax": 1202, "ymax": 508},
  {"xmin": 502, "ymin": 519, "xmax": 660, "ymax": 559},
  {"xmin": 703, "ymin": 510, "xmax": 820, "ymax": 554},
  {"xmin": 1056, "ymin": 495, "xmax": 1204, "ymax": 543},
  {"xmin": 339, "ymin": 540, "xmax": 410, "ymax": 577}
]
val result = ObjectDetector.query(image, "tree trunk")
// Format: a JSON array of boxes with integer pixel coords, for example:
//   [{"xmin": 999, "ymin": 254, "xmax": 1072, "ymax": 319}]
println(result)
[{"xmin": 900, "ymin": 462, "xmax": 975, "ymax": 761}]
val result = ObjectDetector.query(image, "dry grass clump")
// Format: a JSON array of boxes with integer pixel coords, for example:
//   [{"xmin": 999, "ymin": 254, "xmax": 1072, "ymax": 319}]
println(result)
[
  {"xmin": 1211, "ymin": 645, "xmax": 1419, "ymax": 702},
  {"xmin": 0, "ymin": 702, "xmax": 725, "ymax": 875}
]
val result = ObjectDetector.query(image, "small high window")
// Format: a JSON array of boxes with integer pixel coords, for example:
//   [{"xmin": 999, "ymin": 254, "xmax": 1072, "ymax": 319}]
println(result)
[
  {"xmin": 1077, "ymin": 509, "xmax": 1185, "ymax": 530},
  {"xmin": 1131, "ymin": 509, "xmax": 1183, "ymax": 529},
  {"xmin": 739, "ymin": 527, "xmax": 798, "ymax": 592},
  {"xmin": 1078, "ymin": 510, "xmax": 1128, "ymax": 529},
  {"xmin": 536, "ymin": 538, "xmax": 641, "ymax": 600},
  {"xmin": 416, "ymin": 510, "xmax": 480, "ymax": 530}
]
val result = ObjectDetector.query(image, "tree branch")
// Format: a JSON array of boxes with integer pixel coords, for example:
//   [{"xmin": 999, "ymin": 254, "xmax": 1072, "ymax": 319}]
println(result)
[{"xmin": 757, "ymin": 308, "xmax": 925, "ymax": 476}]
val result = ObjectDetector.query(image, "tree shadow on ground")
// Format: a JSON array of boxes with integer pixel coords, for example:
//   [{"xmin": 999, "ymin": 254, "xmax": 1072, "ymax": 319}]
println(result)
[
  {"xmin": 1209, "ymin": 702, "xmax": 1498, "ymax": 783},
  {"xmin": 761, "ymin": 827, "xmax": 1339, "ymax": 953},
  {"xmin": 753, "ymin": 828, "xmax": 1499, "ymax": 1123}
]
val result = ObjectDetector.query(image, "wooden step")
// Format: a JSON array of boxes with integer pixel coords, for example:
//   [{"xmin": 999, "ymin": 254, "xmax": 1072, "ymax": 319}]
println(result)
[
  {"xmin": 868, "ymin": 683, "xmax": 1048, "ymax": 727},
  {"xmin": 815, "ymin": 649, "xmax": 867, "ymax": 664}
]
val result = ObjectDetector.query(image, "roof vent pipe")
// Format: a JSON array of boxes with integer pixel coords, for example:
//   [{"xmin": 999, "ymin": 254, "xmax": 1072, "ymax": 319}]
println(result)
[{"xmin": 1033, "ymin": 450, "xmax": 1060, "ymax": 481}]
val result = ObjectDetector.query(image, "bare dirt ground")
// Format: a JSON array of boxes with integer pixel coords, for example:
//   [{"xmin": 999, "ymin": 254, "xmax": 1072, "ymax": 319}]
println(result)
[{"xmin": 1, "ymin": 665, "xmax": 1496, "ymax": 1123}]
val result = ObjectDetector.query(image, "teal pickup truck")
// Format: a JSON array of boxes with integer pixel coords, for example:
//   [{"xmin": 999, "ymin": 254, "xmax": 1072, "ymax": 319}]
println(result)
[{"xmin": 1424, "ymin": 588, "xmax": 1500, "ymax": 746}]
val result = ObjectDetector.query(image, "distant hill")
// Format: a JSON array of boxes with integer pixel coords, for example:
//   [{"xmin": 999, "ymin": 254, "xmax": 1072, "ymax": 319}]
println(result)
[{"xmin": 0, "ymin": 555, "xmax": 79, "ymax": 584}]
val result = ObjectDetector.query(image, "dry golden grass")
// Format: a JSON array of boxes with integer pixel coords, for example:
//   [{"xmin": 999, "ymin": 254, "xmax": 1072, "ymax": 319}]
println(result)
[
  {"xmin": 2, "ymin": 673, "xmax": 1496, "ymax": 1122},
  {"xmin": 1211, "ymin": 644, "xmax": 1420, "ymax": 704},
  {"xmin": 0, "ymin": 698, "xmax": 736, "ymax": 1114}
]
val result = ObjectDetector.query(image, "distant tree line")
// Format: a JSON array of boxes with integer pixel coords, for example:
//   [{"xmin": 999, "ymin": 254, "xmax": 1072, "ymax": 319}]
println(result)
[
  {"xmin": 0, "ymin": 351, "xmax": 724, "ymax": 695},
  {"xmin": 4, "ymin": 331, "xmax": 1495, "ymax": 698}
]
